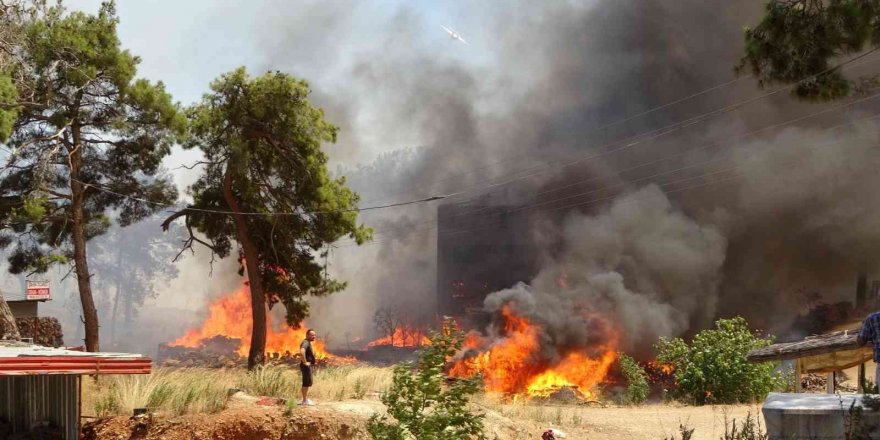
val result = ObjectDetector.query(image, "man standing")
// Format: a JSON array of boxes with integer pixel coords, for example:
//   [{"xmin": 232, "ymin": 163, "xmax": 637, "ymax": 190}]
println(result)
[
  {"xmin": 857, "ymin": 312, "xmax": 880, "ymax": 388},
  {"xmin": 300, "ymin": 329, "xmax": 318, "ymax": 405}
]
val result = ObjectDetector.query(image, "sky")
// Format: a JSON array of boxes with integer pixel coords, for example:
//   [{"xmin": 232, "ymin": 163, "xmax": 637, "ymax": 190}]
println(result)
[
  {"xmin": 32, "ymin": 0, "xmax": 506, "ymax": 341},
  {"xmin": 66, "ymin": 0, "xmax": 490, "ymax": 186}
]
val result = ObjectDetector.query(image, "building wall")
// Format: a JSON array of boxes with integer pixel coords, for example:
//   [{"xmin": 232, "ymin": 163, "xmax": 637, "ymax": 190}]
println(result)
[
  {"xmin": 0, "ymin": 374, "xmax": 80, "ymax": 440},
  {"xmin": 8, "ymin": 301, "xmax": 38, "ymax": 318},
  {"xmin": 436, "ymin": 203, "xmax": 539, "ymax": 317}
]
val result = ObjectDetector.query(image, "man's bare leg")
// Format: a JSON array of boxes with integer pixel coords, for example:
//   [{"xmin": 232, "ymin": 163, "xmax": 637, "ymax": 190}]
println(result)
[{"xmin": 302, "ymin": 386, "xmax": 310, "ymax": 402}]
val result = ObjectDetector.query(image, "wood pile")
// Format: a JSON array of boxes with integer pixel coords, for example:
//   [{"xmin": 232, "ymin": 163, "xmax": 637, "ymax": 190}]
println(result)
[
  {"xmin": 15, "ymin": 317, "xmax": 63, "ymax": 347},
  {"xmin": 541, "ymin": 386, "xmax": 589, "ymax": 404},
  {"xmin": 157, "ymin": 338, "xmax": 345, "ymax": 368},
  {"xmin": 157, "ymin": 343, "xmax": 245, "ymax": 368},
  {"xmin": 801, "ymin": 373, "xmax": 827, "ymax": 392},
  {"xmin": 798, "ymin": 373, "xmax": 857, "ymax": 393}
]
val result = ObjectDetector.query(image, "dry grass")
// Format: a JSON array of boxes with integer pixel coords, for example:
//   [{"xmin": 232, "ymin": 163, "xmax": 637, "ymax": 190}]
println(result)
[
  {"xmin": 310, "ymin": 365, "xmax": 394, "ymax": 401},
  {"xmin": 82, "ymin": 365, "xmax": 394, "ymax": 417},
  {"xmin": 81, "ymin": 365, "xmax": 767, "ymax": 439}
]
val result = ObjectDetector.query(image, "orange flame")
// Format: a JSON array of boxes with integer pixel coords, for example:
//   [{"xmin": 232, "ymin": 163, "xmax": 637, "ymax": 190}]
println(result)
[
  {"xmin": 367, "ymin": 325, "xmax": 431, "ymax": 348},
  {"xmin": 170, "ymin": 286, "xmax": 354, "ymax": 363},
  {"xmin": 449, "ymin": 305, "xmax": 617, "ymax": 399}
]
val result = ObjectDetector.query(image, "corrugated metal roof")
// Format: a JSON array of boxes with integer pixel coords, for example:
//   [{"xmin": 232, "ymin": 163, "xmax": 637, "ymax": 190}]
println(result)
[{"xmin": 0, "ymin": 342, "xmax": 151, "ymax": 375}]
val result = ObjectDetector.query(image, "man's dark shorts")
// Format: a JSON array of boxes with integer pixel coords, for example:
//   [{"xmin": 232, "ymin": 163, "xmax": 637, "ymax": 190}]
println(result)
[{"xmin": 300, "ymin": 363, "xmax": 313, "ymax": 387}]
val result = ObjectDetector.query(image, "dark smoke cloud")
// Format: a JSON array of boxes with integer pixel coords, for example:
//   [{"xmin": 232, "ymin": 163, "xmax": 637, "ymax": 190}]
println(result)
[
  {"xmin": 44, "ymin": 0, "xmax": 880, "ymax": 355},
  {"xmin": 308, "ymin": 0, "xmax": 880, "ymax": 351}
]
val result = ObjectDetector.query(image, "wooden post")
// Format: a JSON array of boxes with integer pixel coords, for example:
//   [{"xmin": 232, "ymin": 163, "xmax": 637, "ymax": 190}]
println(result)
[
  {"xmin": 826, "ymin": 371, "xmax": 836, "ymax": 394},
  {"xmin": 795, "ymin": 359, "xmax": 803, "ymax": 393},
  {"xmin": 859, "ymin": 363, "xmax": 866, "ymax": 393}
]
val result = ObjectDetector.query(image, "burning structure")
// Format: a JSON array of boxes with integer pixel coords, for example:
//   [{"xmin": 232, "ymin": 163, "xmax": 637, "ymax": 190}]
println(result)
[
  {"xmin": 437, "ymin": 199, "xmax": 625, "ymax": 399},
  {"xmin": 436, "ymin": 202, "xmax": 539, "ymax": 318}
]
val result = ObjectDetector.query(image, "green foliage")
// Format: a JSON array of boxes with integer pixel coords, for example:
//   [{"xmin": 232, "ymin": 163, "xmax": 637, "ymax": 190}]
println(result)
[
  {"xmin": 618, "ymin": 353, "xmax": 649, "ymax": 405},
  {"xmin": 367, "ymin": 318, "xmax": 489, "ymax": 440},
  {"xmin": 775, "ymin": 365, "xmax": 797, "ymax": 393},
  {"xmin": 739, "ymin": 0, "xmax": 880, "ymax": 101},
  {"xmin": 178, "ymin": 67, "xmax": 370, "ymax": 326},
  {"xmin": 655, "ymin": 317, "xmax": 780, "ymax": 405},
  {"xmin": 283, "ymin": 398, "xmax": 297, "ymax": 416},
  {"xmin": 0, "ymin": 1, "xmax": 182, "ymax": 274},
  {"xmin": 862, "ymin": 377, "xmax": 880, "ymax": 394},
  {"xmin": 0, "ymin": 74, "xmax": 17, "ymax": 141}
]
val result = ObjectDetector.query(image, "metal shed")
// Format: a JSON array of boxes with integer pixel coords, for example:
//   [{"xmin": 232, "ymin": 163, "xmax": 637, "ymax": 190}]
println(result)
[{"xmin": 0, "ymin": 341, "xmax": 151, "ymax": 439}]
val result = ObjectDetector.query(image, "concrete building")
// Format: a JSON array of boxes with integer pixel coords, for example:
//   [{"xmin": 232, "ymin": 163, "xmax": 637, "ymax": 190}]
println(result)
[{"xmin": 436, "ymin": 202, "xmax": 539, "ymax": 318}]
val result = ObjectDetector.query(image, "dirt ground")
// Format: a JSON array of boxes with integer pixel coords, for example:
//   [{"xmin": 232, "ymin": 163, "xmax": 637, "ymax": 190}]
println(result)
[{"xmin": 81, "ymin": 397, "xmax": 764, "ymax": 440}]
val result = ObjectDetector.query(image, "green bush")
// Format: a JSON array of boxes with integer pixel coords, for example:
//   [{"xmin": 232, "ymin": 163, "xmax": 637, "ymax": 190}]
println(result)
[
  {"xmin": 367, "ymin": 318, "xmax": 489, "ymax": 440},
  {"xmin": 655, "ymin": 316, "xmax": 780, "ymax": 405},
  {"xmin": 619, "ymin": 353, "xmax": 649, "ymax": 405}
]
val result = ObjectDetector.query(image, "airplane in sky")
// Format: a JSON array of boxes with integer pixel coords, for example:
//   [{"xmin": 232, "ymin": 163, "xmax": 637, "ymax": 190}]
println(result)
[{"xmin": 441, "ymin": 25, "xmax": 469, "ymax": 45}]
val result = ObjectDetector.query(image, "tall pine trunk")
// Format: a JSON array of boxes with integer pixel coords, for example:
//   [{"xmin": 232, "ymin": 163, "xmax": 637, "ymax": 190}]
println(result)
[
  {"xmin": 223, "ymin": 165, "xmax": 267, "ymax": 370},
  {"xmin": 0, "ymin": 293, "xmax": 20, "ymax": 340},
  {"xmin": 70, "ymin": 124, "xmax": 100, "ymax": 352}
]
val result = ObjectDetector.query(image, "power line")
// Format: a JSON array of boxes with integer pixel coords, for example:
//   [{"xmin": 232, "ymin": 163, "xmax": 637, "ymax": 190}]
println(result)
[
  {"xmin": 334, "ymin": 112, "xmax": 880, "ymax": 246},
  {"xmin": 357, "ymin": 73, "xmax": 753, "ymax": 205},
  {"xmin": 357, "ymin": 48, "xmax": 880, "ymax": 206},
  {"xmin": 1, "ymin": 50, "xmax": 878, "ymax": 222},
  {"xmin": 71, "ymin": 180, "xmax": 448, "ymax": 216},
  {"xmin": 352, "ymin": 89, "xmax": 880, "ymax": 236}
]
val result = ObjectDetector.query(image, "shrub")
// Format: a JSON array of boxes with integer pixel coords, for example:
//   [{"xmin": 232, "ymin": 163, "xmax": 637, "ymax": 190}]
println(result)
[
  {"xmin": 619, "ymin": 353, "xmax": 649, "ymax": 405},
  {"xmin": 655, "ymin": 316, "xmax": 779, "ymax": 405},
  {"xmin": 367, "ymin": 317, "xmax": 489, "ymax": 440}
]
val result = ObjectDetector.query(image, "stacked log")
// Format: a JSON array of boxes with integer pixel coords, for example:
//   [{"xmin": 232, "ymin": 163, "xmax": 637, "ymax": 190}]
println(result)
[
  {"xmin": 15, "ymin": 317, "xmax": 63, "ymax": 347},
  {"xmin": 157, "ymin": 343, "xmax": 245, "ymax": 368}
]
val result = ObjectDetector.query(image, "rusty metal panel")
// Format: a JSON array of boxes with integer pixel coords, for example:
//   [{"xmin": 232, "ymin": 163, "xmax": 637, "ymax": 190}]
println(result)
[{"xmin": 0, "ymin": 374, "xmax": 80, "ymax": 440}]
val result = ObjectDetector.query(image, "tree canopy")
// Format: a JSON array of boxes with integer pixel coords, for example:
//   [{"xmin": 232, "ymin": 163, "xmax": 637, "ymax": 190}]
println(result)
[
  {"xmin": 739, "ymin": 0, "xmax": 880, "ymax": 101},
  {"xmin": 165, "ymin": 67, "xmax": 370, "ymax": 368},
  {"xmin": 0, "ymin": 1, "xmax": 183, "ymax": 351}
]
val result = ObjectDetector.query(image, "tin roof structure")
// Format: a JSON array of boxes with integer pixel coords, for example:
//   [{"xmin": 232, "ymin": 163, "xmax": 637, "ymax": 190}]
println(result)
[{"xmin": 0, "ymin": 341, "xmax": 151, "ymax": 375}]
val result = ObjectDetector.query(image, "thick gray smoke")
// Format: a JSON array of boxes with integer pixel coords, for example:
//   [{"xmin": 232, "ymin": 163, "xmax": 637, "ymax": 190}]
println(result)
[
  {"xmin": 309, "ymin": 0, "xmax": 880, "ymax": 351},
  {"xmin": 484, "ymin": 186, "xmax": 727, "ymax": 355},
  {"xmin": 36, "ymin": 0, "xmax": 880, "ymax": 356}
]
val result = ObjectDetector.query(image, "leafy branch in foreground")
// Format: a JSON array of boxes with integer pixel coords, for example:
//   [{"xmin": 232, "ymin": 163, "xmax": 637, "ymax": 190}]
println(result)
[{"xmin": 367, "ymin": 317, "xmax": 489, "ymax": 440}]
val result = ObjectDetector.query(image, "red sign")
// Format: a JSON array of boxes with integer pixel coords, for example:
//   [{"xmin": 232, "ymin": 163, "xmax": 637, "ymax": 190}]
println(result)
[{"xmin": 26, "ymin": 280, "xmax": 50, "ymax": 300}]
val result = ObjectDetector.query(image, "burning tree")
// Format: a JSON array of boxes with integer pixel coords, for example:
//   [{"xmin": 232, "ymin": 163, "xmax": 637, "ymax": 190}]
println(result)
[
  {"xmin": 371, "ymin": 306, "xmax": 432, "ymax": 348},
  {"xmin": 163, "ymin": 68, "xmax": 370, "ymax": 369},
  {"xmin": 0, "ymin": 2, "xmax": 183, "ymax": 352}
]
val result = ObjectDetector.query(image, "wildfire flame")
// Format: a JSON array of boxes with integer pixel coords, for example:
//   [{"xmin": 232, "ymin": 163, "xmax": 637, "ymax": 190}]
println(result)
[
  {"xmin": 449, "ymin": 305, "xmax": 617, "ymax": 399},
  {"xmin": 367, "ymin": 325, "xmax": 431, "ymax": 348},
  {"xmin": 170, "ymin": 286, "xmax": 353, "ymax": 363}
]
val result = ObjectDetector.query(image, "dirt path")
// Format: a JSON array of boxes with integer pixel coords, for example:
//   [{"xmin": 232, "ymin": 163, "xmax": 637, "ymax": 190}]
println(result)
[
  {"xmin": 82, "ymin": 399, "xmax": 765, "ymax": 440},
  {"xmin": 566, "ymin": 404, "xmax": 764, "ymax": 440}
]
